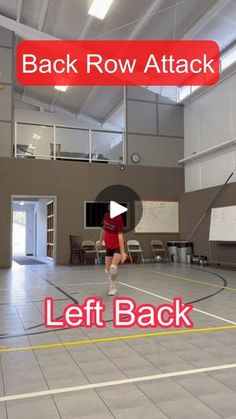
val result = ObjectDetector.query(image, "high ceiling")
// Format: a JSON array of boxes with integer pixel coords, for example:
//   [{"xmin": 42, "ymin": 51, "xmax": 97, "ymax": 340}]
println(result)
[{"xmin": 0, "ymin": 0, "xmax": 236, "ymax": 128}]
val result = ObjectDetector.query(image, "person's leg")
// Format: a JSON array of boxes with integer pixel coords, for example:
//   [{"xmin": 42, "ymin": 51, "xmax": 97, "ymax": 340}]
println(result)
[
  {"xmin": 105, "ymin": 256, "xmax": 112, "ymax": 275},
  {"xmin": 109, "ymin": 252, "xmax": 121, "ymax": 295},
  {"xmin": 105, "ymin": 255, "xmax": 113, "ymax": 294}
]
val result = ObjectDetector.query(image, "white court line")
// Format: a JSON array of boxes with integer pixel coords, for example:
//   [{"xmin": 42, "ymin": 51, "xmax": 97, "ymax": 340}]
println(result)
[
  {"xmin": 1, "ymin": 363, "xmax": 236, "ymax": 403},
  {"xmin": 0, "ymin": 282, "xmax": 108, "ymax": 292},
  {"xmin": 119, "ymin": 282, "xmax": 236, "ymax": 325}
]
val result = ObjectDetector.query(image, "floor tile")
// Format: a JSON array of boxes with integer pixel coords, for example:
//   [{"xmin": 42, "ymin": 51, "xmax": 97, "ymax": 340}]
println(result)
[
  {"xmin": 200, "ymin": 392, "xmax": 236, "ymax": 417},
  {"xmin": 6, "ymin": 397, "xmax": 61, "ymax": 419},
  {"xmin": 158, "ymin": 397, "xmax": 222, "ymax": 419}
]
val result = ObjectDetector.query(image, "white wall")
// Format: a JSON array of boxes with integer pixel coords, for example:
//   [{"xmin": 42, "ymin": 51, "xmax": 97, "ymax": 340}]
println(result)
[
  {"xmin": 184, "ymin": 72, "xmax": 236, "ymax": 192},
  {"xmin": 25, "ymin": 205, "xmax": 35, "ymax": 255},
  {"xmin": 35, "ymin": 199, "xmax": 48, "ymax": 260},
  {"xmin": 13, "ymin": 203, "xmax": 35, "ymax": 256}
]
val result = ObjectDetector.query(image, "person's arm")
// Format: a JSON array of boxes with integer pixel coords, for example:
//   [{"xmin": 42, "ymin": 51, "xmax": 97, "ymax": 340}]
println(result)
[
  {"xmin": 100, "ymin": 228, "xmax": 105, "ymax": 242},
  {"xmin": 97, "ymin": 228, "xmax": 105, "ymax": 248},
  {"xmin": 118, "ymin": 232, "xmax": 127, "ymax": 263}
]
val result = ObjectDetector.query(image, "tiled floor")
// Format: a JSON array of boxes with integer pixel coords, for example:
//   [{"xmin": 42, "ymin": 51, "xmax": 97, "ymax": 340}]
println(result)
[{"xmin": 0, "ymin": 262, "xmax": 235, "ymax": 418}]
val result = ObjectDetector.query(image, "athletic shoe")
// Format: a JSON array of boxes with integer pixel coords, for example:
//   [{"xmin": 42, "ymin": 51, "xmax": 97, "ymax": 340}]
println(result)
[{"xmin": 108, "ymin": 287, "xmax": 117, "ymax": 296}]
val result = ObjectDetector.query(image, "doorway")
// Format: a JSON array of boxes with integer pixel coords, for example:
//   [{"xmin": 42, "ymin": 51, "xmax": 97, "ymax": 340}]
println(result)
[
  {"xmin": 11, "ymin": 196, "xmax": 57, "ymax": 265},
  {"xmin": 12, "ymin": 209, "xmax": 26, "ymax": 256}
]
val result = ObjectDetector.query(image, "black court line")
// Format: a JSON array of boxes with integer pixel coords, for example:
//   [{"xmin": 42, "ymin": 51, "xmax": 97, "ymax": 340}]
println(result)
[
  {"xmin": 0, "ymin": 292, "xmax": 80, "ymax": 306},
  {"xmin": 25, "ymin": 277, "xmax": 79, "ymax": 331},
  {"xmin": 0, "ymin": 276, "xmax": 80, "ymax": 338},
  {"xmin": 186, "ymin": 267, "xmax": 228, "ymax": 304}
]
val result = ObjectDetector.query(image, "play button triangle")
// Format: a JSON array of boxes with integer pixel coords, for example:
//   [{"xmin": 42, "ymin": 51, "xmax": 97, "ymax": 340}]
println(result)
[{"xmin": 110, "ymin": 201, "xmax": 128, "ymax": 219}]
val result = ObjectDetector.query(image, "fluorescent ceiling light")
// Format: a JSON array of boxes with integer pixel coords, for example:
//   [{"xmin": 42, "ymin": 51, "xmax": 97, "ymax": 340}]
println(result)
[
  {"xmin": 177, "ymin": 44, "xmax": 236, "ymax": 103},
  {"xmin": 88, "ymin": 0, "xmax": 114, "ymax": 20},
  {"xmin": 54, "ymin": 86, "xmax": 68, "ymax": 92},
  {"xmin": 178, "ymin": 86, "xmax": 191, "ymax": 102},
  {"xmin": 221, "ymin": 44, "xmax": 236, "ymax": 71}
]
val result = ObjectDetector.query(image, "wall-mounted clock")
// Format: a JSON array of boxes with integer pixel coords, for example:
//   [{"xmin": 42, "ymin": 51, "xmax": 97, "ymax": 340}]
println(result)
[{"xmin": 131, "ymin": 153, "xmax": 140, "ymax": 163}]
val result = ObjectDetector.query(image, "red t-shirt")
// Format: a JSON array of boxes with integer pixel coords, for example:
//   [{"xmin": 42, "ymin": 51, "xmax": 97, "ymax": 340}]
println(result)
[{"xmin": 102, "ymin": 213, "xmax": 124, "ymax": 249}]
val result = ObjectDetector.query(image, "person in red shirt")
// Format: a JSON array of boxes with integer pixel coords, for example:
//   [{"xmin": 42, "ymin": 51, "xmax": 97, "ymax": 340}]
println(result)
[{"xmin": 97, "ymin": 208, "xmax": 127, "ymax": 296}]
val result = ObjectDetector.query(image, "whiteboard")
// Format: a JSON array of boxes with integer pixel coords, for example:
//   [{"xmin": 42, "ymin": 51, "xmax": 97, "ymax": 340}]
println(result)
[
  {"xmin": 209, "ymin": 205, "xmax": 236, "ymax": 241},
  {"xmin": 135, "ymin": 201, "xmax": 179, "ymax": 233}
]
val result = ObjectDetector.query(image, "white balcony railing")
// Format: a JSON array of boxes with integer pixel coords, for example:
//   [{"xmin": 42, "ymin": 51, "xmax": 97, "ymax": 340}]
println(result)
[{"xmin": 14, "ymin": 122, "xmax": 125, "ymax": 164}]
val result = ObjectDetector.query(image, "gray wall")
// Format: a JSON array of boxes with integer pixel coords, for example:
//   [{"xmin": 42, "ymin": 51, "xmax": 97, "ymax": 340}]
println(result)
[
  {"xmin": 0, "ymin": 27, "xmax": 13, "ymax": 157},
  {"xmin": 126, "ymin": 87, "xmax": 184, "ymax": 167},
  {"xmin": 0, "ymin": 157, "xmax": 184, "ymax": 268},
  {"xmin": 179, "ymin": 182, "xmax": 236, "ymax": 266}
]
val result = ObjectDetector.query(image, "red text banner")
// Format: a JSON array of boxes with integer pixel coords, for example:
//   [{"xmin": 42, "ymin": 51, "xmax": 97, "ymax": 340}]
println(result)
[{"xmin": 17, "ymin": 40, "xmax": 220, "ymax": 86}]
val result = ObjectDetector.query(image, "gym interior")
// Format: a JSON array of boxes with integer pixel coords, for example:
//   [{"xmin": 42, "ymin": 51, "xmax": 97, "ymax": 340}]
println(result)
[{"xmin": 0, "ymin": 1, "xmax": 236, "ymax": 418}]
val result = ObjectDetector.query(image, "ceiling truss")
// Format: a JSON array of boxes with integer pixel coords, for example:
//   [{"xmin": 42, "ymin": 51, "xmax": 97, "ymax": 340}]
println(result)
[{"xmin": 0, "ymin": 0, "xmax": 233, "ymax": 125}]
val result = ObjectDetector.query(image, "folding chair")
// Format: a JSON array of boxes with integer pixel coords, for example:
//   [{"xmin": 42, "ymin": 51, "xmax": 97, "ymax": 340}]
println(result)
[
  {"xmin": 50, "ymin": 143, "xmax": 61, "ymax": 158},
  {"xmin": 127, "ymin": 240, "xmax": 144, "ymax": 263},
  {"xmin": 151, "ymin": 240, "xmax": 166, "ymax": 260},
  {"xmin": 82, "ymin": 240, "xmax": 96, "ymax": 265},
  {"xmin": 96, "ymin": 240, "xmax": 106, "ymax": 264},
  {"xmin": 69, "ymin": 235, "xmax": 82, "ymax": 264}
]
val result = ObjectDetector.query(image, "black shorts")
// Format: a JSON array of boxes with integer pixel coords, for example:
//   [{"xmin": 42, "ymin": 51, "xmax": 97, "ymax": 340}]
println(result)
[{"xmin": 106, "ymin": 248, "xmax": 120, "ymax": 257}]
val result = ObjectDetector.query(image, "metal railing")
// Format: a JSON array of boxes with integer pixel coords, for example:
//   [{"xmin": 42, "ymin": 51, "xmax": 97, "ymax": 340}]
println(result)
[{"xmin": 14, "ymin": 122, "xmax": 125, "ymax": 164}]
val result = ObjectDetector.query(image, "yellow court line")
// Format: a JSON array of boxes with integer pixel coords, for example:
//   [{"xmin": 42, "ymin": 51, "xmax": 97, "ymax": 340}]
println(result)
[
  {"xmin": 136, "ymin": 267, "xmax": 236, "ymax": 292},
  {"xmin": 1, "ymin": 325, "xmax": 236, "ymax": 354}
]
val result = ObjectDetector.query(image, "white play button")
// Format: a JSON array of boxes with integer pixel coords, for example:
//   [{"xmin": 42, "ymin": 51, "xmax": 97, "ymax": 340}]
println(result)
[{"xmin": 110, "ymin": 201, "xmax": 128, "ymax": 219}]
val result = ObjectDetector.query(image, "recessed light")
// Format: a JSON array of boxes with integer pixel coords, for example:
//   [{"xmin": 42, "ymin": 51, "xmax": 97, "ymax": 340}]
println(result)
[
  {"xmin": 54, "ymin": 86, "xmax": 68, "ymax": 92},
  {"xmin": 88, "ymin": 0, "xmax": 114, "ymax": 20},
  {"xmin": 19, "ymin": 201, "xmax": 24, "ymax": 206}
]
